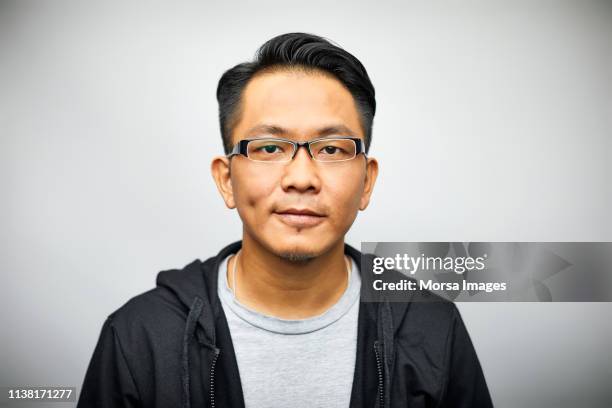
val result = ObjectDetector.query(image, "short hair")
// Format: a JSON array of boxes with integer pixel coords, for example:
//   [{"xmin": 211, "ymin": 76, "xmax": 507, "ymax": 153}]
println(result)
[{"xmin": 216, "ymin": 32, "xmax": 376, "ymax": 154}]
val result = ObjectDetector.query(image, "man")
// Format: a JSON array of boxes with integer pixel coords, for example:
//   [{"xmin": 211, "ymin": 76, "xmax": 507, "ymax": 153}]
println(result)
[{"xmin": 78, "ymin": 32, "xmax": 493, "ymax": 407}]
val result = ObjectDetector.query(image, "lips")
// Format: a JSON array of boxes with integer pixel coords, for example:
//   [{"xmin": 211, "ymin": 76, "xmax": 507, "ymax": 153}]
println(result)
[
  {"xmin": 274, "ymin": 208, "xmax": 326, "ymax": 228},
  {"xmin": 278, "ymin": 208, "xmax": 323, "ymax": 216}
]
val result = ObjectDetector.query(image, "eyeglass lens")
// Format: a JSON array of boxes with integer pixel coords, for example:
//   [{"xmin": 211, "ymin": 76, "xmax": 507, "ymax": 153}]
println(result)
[{"xmin": 246, "ymin": 139, "xmax": 357, "ymax": 162}]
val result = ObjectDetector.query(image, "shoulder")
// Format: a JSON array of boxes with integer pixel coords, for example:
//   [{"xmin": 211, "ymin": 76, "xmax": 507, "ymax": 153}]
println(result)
[
  {"xmin": 102, "ymin": 287, "xmax": 186, "ymax": 353},
  {"xmin": 104, "ymin": 258, "xmax": 213, "ymax": 344},
  {"xmin": 387, "ymin": 274, "xmax": 461, "ymax": 352}
]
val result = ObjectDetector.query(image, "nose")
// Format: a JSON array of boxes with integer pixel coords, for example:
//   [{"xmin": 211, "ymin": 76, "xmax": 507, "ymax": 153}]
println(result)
[{"xmin": 279, "ymin": 144, "xmax": 322, "ymax": 194}]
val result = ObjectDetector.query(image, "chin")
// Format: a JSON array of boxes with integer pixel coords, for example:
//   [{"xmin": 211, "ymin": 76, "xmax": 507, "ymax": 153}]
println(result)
[
  {"xmin": 277, "ymin": 251, "xmax": 317, "ymax": 264},
  {"xmin": 268, "ymin": 235, "xmax": 328, "ymax": 263}
]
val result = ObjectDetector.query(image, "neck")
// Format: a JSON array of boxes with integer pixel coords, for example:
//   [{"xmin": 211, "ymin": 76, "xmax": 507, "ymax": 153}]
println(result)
[{"xmin": 227, "ymin": 231, "xmax": 350, "ymax": 319}]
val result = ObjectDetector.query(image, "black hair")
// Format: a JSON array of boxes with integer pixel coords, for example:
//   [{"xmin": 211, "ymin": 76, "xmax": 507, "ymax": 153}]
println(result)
[{"xmin": 216, "ymin": 32, "xmax": 376, "ymax": 154}]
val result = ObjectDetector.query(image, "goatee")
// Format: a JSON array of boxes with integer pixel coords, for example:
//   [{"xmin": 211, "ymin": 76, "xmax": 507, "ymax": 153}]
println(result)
[{"xmin": 278, "ymin": 251, "xmax": 317, "ymax": 264}]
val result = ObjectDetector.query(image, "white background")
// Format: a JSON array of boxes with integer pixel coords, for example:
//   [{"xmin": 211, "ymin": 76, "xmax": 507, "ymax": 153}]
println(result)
[{"xmin": 1, "ymin": 1, "xmax": 611, "ymax": 406}]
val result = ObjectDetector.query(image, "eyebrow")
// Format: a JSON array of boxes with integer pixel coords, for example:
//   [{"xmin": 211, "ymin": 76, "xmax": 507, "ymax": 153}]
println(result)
[{"xmin": 245, "ymin": 124, "xmax": 357, "ymax": 138}]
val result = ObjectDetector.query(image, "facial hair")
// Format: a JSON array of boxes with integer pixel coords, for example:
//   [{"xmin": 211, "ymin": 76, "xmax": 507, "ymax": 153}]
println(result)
[{"xmin": 278, "ymin": 251, "xmax": 317, "ymax": 264}]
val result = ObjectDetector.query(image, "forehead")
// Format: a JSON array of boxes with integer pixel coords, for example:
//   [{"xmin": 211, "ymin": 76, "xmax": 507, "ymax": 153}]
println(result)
[{"xmin": 232, "ymin": 69, "xmax": 364, "ymax": 141}]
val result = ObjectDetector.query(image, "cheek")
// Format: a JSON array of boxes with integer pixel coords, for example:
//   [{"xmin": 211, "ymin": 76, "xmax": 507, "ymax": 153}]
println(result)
[
  {"xmin": 232, "ymin": 167, "xmax": 278, "ymax": 212},
  {"xmin": 324, "ymin": 167, "xmax": 365, "ymax": 221}
]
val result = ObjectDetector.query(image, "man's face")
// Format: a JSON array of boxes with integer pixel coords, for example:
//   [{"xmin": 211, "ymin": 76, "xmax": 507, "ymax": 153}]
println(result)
[{"xmin": 212, "ymin": 69, "xmax": 378, "ymax": 260}]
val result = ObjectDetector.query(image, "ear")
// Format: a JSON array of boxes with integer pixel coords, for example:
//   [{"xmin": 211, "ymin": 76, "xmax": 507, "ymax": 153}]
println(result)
[
  {"xmin": 359, "ymin": 157, "xmax": 378, "ymax": 210},
  {"xmin": 211, "ymin": 156, "xmax": 236, "ymax": 209}
]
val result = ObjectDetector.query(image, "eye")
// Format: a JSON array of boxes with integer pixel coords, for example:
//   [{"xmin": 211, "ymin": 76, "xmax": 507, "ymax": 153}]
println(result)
[
  {"xmin": 310, "ymin": 138, "xmax": 356, "ymax": 161},
  {"xmin": 256, "ymin": 144, "xmax": 283, "ymax": 154},
  {"xmin": 319, "ymin": 145, "xmax": 347, "ymax": 155},
  {"xmin": 323, "ymin": 146, "xmax": 339, "ymax": 154}
]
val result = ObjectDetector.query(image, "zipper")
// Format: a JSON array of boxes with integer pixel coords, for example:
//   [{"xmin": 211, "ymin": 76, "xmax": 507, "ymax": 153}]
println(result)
[
  {"xmin": 209, "ymin": 348, "xmax": 220, "ymax": 408},
  {"xmin": 373, "ymin": 341, "xmax": 384, "ymax": 408}
]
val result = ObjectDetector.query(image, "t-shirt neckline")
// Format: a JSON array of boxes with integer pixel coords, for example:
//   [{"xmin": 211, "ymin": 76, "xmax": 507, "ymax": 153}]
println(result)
[{"xmin": 217, "ymin": 253, "xmax": 361, "ymax": 335}]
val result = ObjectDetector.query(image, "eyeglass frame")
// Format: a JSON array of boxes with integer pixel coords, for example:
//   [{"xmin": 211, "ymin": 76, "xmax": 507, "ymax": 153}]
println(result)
[{"xmin": 227, "ymin": 136, "xmax": 367, "ymax": 163}]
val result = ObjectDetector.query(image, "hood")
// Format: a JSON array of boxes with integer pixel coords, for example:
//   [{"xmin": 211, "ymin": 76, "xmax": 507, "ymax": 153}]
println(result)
[
  {"xmin": 155, "ymin": 242, "xmax": 243, "ymax": 408},
  {"xmin": 155, "ymin": 240, "xmax": 408, "ymax": 408}
]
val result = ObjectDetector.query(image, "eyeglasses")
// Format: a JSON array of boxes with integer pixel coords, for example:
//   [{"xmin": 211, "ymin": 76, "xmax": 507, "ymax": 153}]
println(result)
[{"xmin": 227, "ymin": 137, "xmax": 366, "ymax": 163}]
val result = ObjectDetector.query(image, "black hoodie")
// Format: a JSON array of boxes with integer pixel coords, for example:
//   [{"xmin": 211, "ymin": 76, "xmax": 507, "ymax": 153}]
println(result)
[{"xmin": 77, "ymin": 241, "xmax": 493, "ymax": 408}]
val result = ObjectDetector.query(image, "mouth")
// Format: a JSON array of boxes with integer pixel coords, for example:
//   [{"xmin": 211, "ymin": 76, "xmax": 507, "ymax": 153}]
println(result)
[{"xmin": 273, "ymin": 208, "xmax": 326, "ymax": 228}]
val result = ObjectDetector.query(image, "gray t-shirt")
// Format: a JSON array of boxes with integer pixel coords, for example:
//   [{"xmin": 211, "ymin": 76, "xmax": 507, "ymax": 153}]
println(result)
[{"xmin": 217, "ymin": 254, "xmax": 361, "ymax": 408}]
